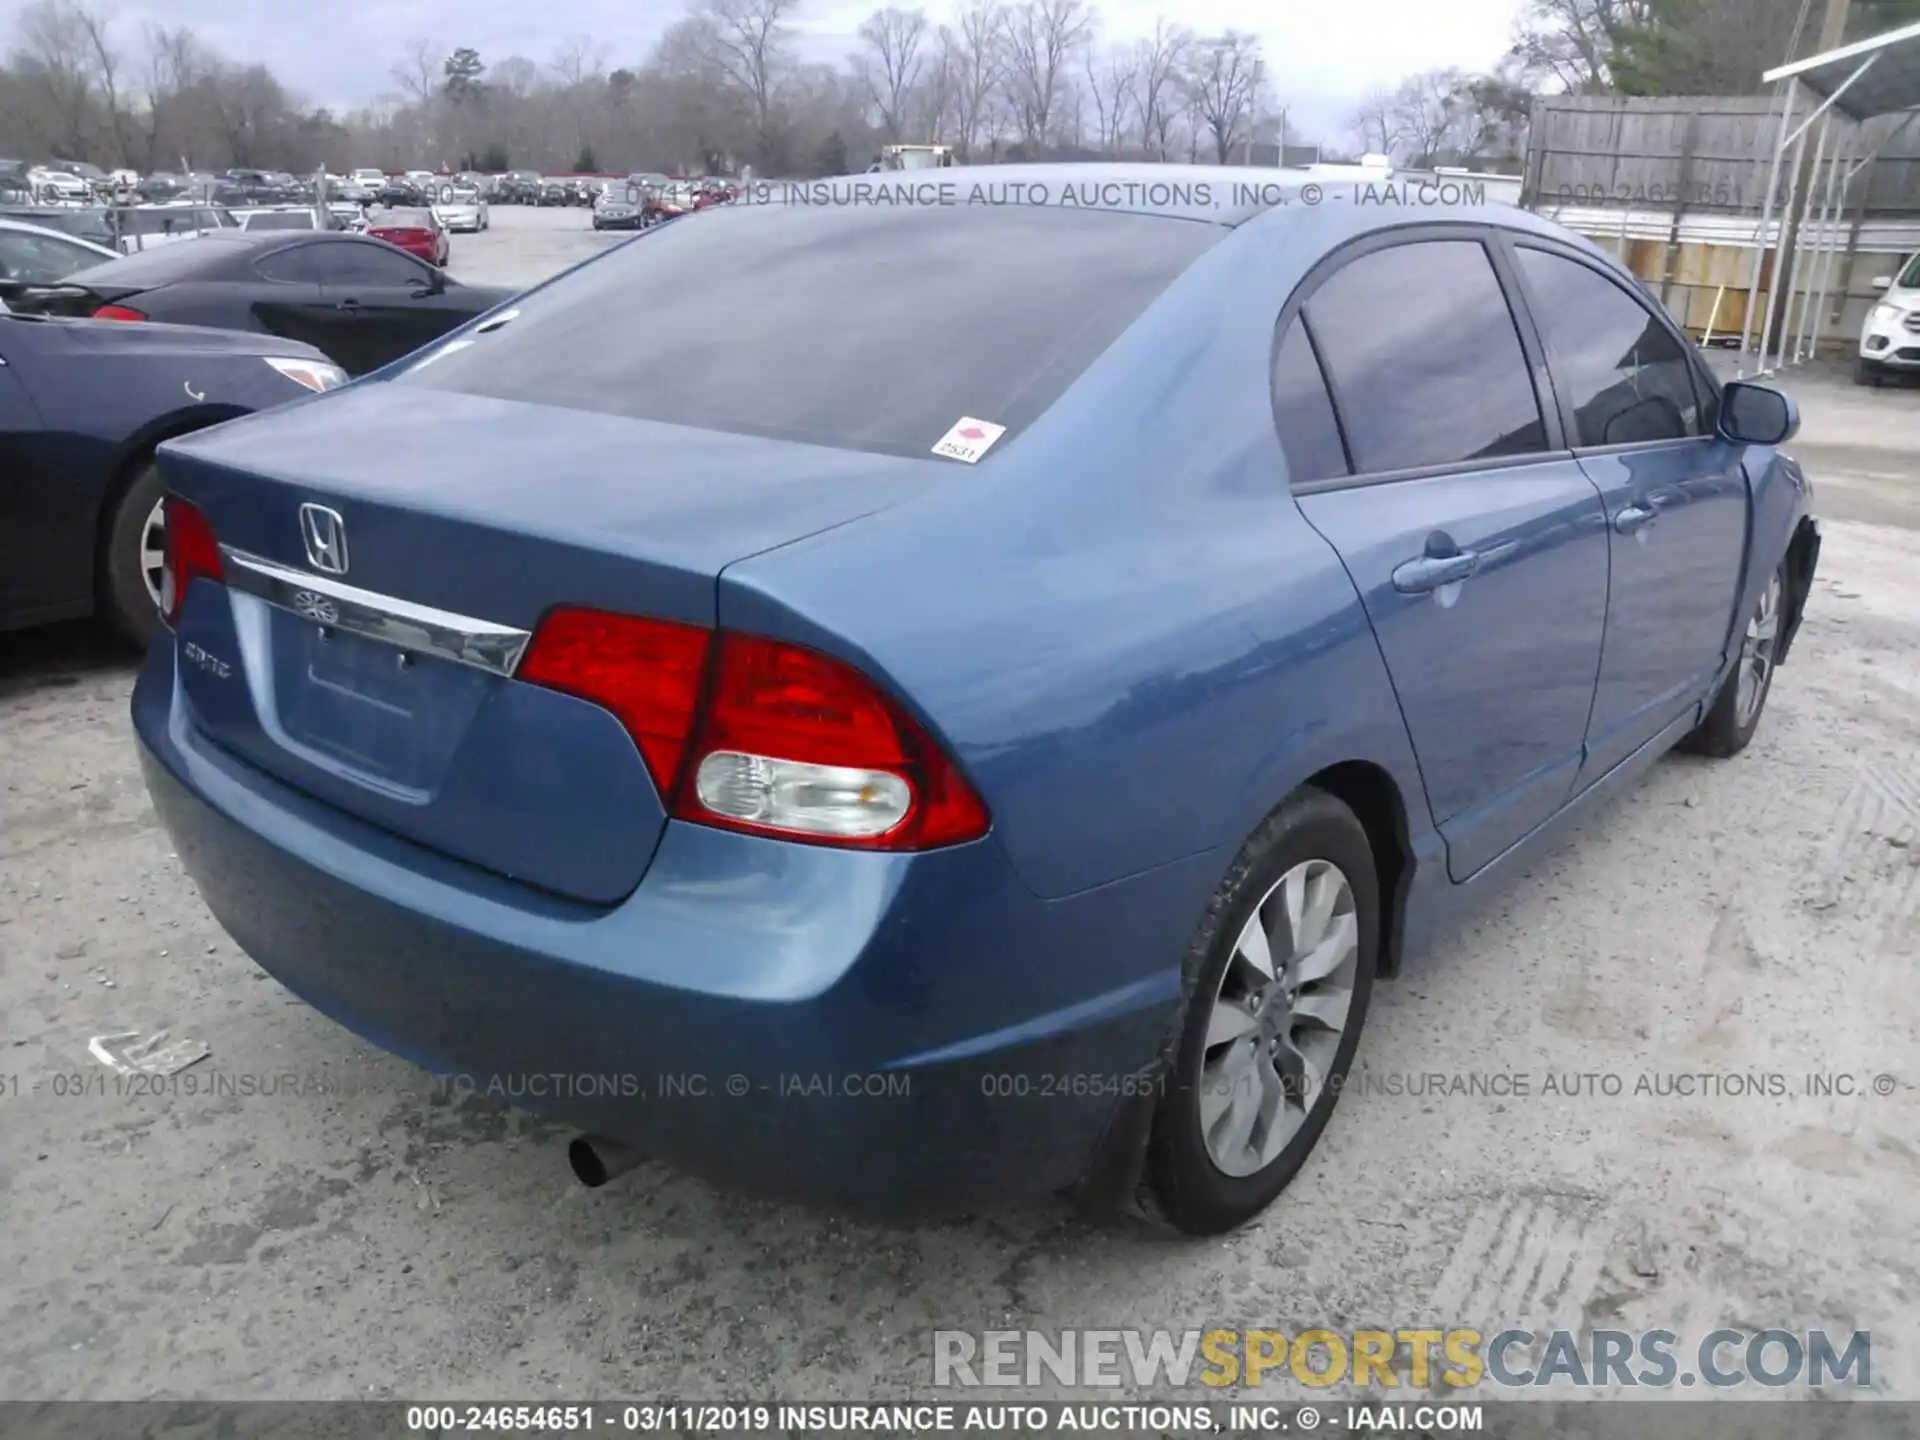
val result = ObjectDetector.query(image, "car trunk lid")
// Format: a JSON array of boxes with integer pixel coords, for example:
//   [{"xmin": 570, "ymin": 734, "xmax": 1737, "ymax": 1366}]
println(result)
[{"xmin": 157, "ymin": 383, "xmax": 934, "ymax": 904}]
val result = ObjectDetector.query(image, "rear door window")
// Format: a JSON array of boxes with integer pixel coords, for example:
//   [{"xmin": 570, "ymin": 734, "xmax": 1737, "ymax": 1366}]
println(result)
[
  {"xmin": 1271, "ymin": 321, "xmax": 1349, "ymax": 484},
  {"xmin": 394, "ymin": 203, "xmax": 1221, "ymax": 457},
  {"xmin": 1304, "ymin": 238, "xmax": 1549, "ymax": 474}
]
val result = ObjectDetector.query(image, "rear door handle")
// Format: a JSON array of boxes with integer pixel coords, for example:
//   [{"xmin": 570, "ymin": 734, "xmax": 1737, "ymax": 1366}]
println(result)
[
  {"xmin": 1392, "ymin": 550, "xmax": 1481, "ymax": 594},
  {"xmin": 1614, "ymin": 503, "xmax": 1658, "ymax": 535}
]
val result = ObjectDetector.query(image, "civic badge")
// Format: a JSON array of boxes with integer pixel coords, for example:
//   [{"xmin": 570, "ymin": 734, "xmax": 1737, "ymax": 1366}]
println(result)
[{"xmin": 299, "ymin": 503, "xmax": 348, "ymax": 575}]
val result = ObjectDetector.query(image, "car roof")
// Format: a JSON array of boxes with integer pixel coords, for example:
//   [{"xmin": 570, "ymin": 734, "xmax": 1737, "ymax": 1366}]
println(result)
[{"xmin": 64, "ymin": 229, "xmax": 393, "ymax": 283}]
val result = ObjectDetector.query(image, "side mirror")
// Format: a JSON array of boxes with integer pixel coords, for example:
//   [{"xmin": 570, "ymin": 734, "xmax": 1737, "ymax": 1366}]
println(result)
[
  {"xmin": 1873, "ymin": 274, "xmax": 1893, "ymax": 291},
  {"xmin": 1718, "ymin": 380, "xmax": 1797, "ymax": 447}
]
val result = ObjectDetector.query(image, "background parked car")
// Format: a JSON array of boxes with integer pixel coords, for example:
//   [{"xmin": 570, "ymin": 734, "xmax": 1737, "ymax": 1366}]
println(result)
[
  {"xmin": 364, "ymin": 206, "xmax": 449, "ymax": 266},
  {"xmin": 0, "ymin": 204, "xmax": 119, "ymax": 250},
  {"xmin": 31, "ymin": 168, "xmax": 91, "ymax": 203},
  {"xmin": 0, "ymin": 216, "xmax": 119, "ymax": 289},
  {"xmin": 431, "ymin": 185, "xmax": 489, "ymax": 234},
  {"xmin": 374, "ymin": 177, "xmax": 430, "ymax": 208},
  {"xmin": 496, "ymin": 170, "xmax": 543, "ymax": 204},
  {"xmin": 5, "ymin": 229, "xmax": 513, "ymax": 376},
  {"xmin": 0, "ymin": 308, "xmax": 343, "ymax": 642},
  {"xmin": 112, "ymin": 203, "xmax": 240, "ymax": 251},
  {"xmin": 234, "ymin": 208, "xmax": 342, "ymax": 233}
]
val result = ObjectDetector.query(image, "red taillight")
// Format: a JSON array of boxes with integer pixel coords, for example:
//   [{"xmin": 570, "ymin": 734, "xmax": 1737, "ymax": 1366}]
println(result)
[
  {"xmin": 159, "ymin": 494, "xmax": 223, "ymax": 626},
  {"xmin": 518, "ymin": 608, "xmax": 713, "ymax": 797},
  {"xmin": 93, "ymin": 303, "xmax": 146, "ymax": 321},
  {"xmin": 518, "ymin": 613, "xmax": 989, "ymax": 851}
]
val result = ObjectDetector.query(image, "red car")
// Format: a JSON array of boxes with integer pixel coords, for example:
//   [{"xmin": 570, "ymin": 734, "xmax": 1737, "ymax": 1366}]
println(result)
[{"xmin": 363, "ymin": 206, "xmax": 449, "ymax": 267}]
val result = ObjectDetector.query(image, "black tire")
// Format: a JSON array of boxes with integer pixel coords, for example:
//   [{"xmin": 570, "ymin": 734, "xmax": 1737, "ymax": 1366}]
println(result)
[
  {"xmin": 1855, "ymin": 355, "xmax": 1886, "ymax": 387},
  {"xmin": 1677, "ymin": 558, "xmax": 1788, "ymax": 760},
  {"xmin": 1143, "ymin": 788, "xmax": 1379, "ymax": 1236},
  {"xmin": 100, "ymin": 459, "xmax": 167, "ymax": 648}
]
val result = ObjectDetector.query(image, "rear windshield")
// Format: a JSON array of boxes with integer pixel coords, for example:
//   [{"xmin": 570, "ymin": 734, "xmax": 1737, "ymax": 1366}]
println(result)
[{"xmin": 395, "ymin": 202, "xmax": 1219, "ymax": 457}]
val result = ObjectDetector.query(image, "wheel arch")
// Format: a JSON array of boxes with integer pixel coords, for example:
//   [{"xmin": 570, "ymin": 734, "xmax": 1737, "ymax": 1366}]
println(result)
[
  {"xmin": 1300, "ymin": 761, "xmax": 1417, "ymax": 980},
  {"xmin": 92, "ymin": 403, "xmax": 254, "ymax": 592}
]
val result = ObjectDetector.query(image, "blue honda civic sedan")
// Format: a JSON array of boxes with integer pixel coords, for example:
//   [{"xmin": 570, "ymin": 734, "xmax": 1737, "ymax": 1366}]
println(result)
[{"xmin": 132, "ymin": 166, "xmax": 1819, "ymax": 1234}]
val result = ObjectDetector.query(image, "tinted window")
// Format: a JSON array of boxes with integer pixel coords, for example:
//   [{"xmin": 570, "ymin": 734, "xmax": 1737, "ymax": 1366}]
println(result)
[
  {"xmin": 396, "ymin": 204, "xmax": 1219, "ymax": 457},
  {"xmin": 1272, "ymin": 321, "xmax": 1348, "ymax": 484},
  {"xmin": 1305, "ymin": 239, "xmax": 1547, "ymax": 473},
  {"xmin": 1516, "ymin": 247, "xmax": 1701, "ymax": 447},
  {"xmin": 311, "ymin": 240, "xmax": 430, "ymax": 285},
  {"xmin": 254, "ymin": 244, "xmax": 320, "ymax": 283}
]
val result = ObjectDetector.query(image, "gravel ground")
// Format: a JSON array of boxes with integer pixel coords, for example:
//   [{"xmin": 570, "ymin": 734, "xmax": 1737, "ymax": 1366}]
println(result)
[
  {"xmin": 1, "ymin": 210, "xmax": 1916, "ymax": 1401},
  {"xmin": 445, "ymin": 201, "xmax": 629, "ymax": 290}
]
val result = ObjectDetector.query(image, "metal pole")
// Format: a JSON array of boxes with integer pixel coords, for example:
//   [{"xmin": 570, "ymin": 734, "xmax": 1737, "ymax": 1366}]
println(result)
[
  {"xmin": 1702, "ymin": 284, "xmax": 1728, "ymax": 348},
  {"xmin": 1740, "ymin": 82, "xmax": 1798, "ymax": 376},
  {"xmin": 1757, "ymin": 108, "xmax": 1809, "ymax": 374},
  {"xmin": 1790, "ymin": 114, "xmax": 1833, "ymax": 363},
  {"xmin": 1808, "ymin": 124, "xmax": 1855, "ymax": 360}
]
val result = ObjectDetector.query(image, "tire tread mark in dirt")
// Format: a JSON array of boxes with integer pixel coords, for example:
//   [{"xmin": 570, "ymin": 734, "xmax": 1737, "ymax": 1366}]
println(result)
[
  {"xmin": 1810, "ymin": 755, "xmax": 1920, "ymax": 952},
  {"xmin": 1427, "ymin": 1191, "xmax": 1610, "ymax": 1336}
]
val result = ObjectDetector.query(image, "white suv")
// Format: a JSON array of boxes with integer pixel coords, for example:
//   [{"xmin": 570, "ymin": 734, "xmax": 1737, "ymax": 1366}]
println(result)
[{"xmin": 1857, "ymin": 254, "xmax": 1920, "ymax": 385}]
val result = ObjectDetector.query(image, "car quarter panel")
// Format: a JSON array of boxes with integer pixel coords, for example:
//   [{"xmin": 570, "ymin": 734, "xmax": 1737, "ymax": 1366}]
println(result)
[{"xmin": 715, "ymin": 210, "xmax": 1436, "ymax": 903}]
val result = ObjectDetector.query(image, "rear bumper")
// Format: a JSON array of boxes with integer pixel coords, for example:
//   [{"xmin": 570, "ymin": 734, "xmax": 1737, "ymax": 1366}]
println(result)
[{"xmin": 133, "ymin": 643, "xmax": 1200, "ymax": 1214}]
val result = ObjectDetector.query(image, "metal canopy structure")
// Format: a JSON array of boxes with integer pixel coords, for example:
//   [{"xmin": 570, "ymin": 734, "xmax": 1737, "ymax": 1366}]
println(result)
[{"xmin": 1738, "ymin": 20, "xmax": 1920, "ymax": 375}]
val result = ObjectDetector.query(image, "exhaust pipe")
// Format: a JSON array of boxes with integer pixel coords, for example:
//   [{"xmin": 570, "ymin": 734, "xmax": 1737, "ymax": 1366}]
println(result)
[{"xmin": 568, "ymin": 1134, "xmax": 644, "ymax": 1188}]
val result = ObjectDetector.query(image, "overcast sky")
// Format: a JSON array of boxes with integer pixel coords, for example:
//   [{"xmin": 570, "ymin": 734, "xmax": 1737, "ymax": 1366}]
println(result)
[{"xmin": 89, "ymin": 0, "xmax": 1527, "ymax": 144}]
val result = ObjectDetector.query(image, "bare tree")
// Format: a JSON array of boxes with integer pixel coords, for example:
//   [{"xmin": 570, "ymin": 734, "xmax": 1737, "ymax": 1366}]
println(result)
[
  {"xmin": 998, "ymin": 0, "xmax": 1092, "ymax": 152},
  {"xmin": 550, "ymin": 34, "xmax": 609, "ymax": 87},
  {"xmin": 910, "ymin": 33, "xmax": 957, "ymax": 143},
  {"xmin": 855, "ymin": 6, "xmax": 928, "ymax": 141},
  {"xmin": 11, "ymin": 0, "xmax": 102, "ymax": 159},
  {"xmin": 699, "ymin": 0, "xmax": 802, "ymax": 166},
  {"xmin": 1387, "ymin": 68, "xmax": 1472, "ymax": 164},
  {"xmin": 1508, "ymin": 0, "xmax": 1652, "ymax": 92},
  {"xmin": 392, "ymin": 37, "xmax": 440, "ymax": 104},
  {"xmin": 940, "ymin": 3, "xmax": 1002, "ymax": 160},
  {"xmin": 68, "ymin": 4, "xmax": 133, "ymax": 165},
  {"xmin": 139, "ymin": 22, "xmax": 205, "ymax": 168},
  {"xmin": 1347, "ymin": 86, "xmax": 1399, "ymax": 156},
  {"xmin": 1128, "ymin": 20, "xmax": 1189, "ymax": 161},
  {"xmin": 1081, "ymin": 43, "xmax": 1137, "ymax": 155},
  {"xmin": 1181, "ymin": 30, "xmax": 1261, "ymax": 164}
]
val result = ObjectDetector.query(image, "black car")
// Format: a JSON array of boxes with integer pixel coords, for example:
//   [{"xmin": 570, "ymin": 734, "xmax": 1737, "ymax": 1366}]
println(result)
[
  {"xmin": 537, "ymin": 180, "xmax": 571, "ymax": 207},
  {"xmin": 496, "ymin": 170, "xmax": 542, "ymax": 204},
  {"xmin": 6, "ymin": 231, "xmax": 515, "ymax": 376},
  {"xmin": 0, "ymin": 310, "xmax": 343, "ymax": 642},
  {"xmin": 374, "ymin": 177, "xmax": 430, "ymax": 208}
]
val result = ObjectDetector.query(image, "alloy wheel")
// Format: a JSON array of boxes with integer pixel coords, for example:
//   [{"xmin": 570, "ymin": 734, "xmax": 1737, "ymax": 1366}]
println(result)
[
  {"xmin": 1195, "ymin": 858, "xmax": 1360, "ymax": 1177},
  {"xmin": 139, "ymin": 496, "xmax": 167, "ymax": 611},
  {"xmin": 1735, "ymin": 572, "xmax": 1782, "ymax": 729}
]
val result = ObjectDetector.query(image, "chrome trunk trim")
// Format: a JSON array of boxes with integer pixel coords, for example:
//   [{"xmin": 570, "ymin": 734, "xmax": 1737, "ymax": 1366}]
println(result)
[{"xmin": 218, "ymin": 546, "xmax": 532, "ymax": 677}]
